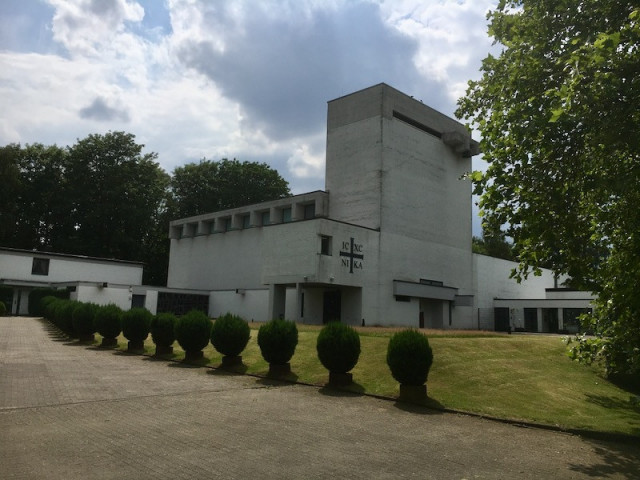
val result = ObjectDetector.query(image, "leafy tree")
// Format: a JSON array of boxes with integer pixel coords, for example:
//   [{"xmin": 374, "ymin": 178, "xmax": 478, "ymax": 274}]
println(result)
[
  {"xmin": 0, "ymin": 144, "xmax": 23, "ymax": 246},
  {"xmin": 17, "ymin": 144, "xmax": 70, "ymax": 251},
  {"xmin": 0, "ymin": 143, "xmax": 69, "ymax": 250},
  {"xmin": 457, "ymin": 1, "xmax": 640, "ymax": 375},
  {"xmin": 64, "ymin": 132, "xmax": 170, "ymax": 267},
  {"xmin": 170, "ymin": 158, "xmax": 290, "ymax": 219},
  {"xmin": 472, "ymin": 228, "xmax": 515, "ymax": 261}
]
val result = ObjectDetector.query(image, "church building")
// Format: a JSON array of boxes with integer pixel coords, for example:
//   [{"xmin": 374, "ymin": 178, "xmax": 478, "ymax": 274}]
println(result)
[{"xmin": 165, "ymin": 83, "xmax": 591, "ymax": 330}]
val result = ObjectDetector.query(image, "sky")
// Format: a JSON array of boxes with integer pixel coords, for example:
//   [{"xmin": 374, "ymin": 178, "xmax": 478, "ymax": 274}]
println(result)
[{"xmin": 0, "ymin": 0, "xmax": 499, "ymax": 234}]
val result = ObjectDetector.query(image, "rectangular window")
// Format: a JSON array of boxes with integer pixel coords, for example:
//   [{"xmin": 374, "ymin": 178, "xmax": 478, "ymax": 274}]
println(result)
[
  {"xmin": 261, "ymin": 211, "xmax": 270, "ymax": 226},
  {"xmin": 304, "ymin": 203, "xmax": 316, "ymax": 219},
  {"xmin": 320, "ymin": 235, "xmax": 332, "ymax": 256},
  {"xmin": 282, "ymin": 207, "xmax": 292, "ymax": 223},
  {"xmin": 242, "ymin": 215, "xmax": 251, "ymax": 229},
  {"xmin": 224, "ymin": 218, "xmax": 232, "ymax": 231},
  {"xmin": 395, "ymin": 295, "xmax": 411, "ymax": 302},
  {"xmin": 32, "ymin": 258, "xmax": 50, "ymax": 276}
]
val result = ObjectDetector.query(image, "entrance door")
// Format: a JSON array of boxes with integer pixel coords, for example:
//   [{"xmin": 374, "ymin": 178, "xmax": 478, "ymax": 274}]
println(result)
[
  {"xmin": 524, "ymin": 308, "xmax": 538, "ymax": 332},
  {"xmin": 542, "ymin": 309, "xmax": 559, "ymax": 333},
  {"xmin": 494, "ymin": 307, "xmax": 510, "ymax": 332},
  {"xmin": 323, "ymin": 290, "xmax": 341, "ymax": 324}
]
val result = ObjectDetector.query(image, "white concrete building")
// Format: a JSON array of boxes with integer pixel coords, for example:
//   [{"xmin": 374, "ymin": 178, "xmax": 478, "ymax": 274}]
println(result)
[
  {"xmin": 166, "ymin": 84, "xmax": 594, "ymax": 331},
  {"xmin": 0, "ymin": 247, "xmax": 144, "ymax": 314},
  {"xmin": 2, "ymin": 84, "xmax": 592, "ymax": 331}
]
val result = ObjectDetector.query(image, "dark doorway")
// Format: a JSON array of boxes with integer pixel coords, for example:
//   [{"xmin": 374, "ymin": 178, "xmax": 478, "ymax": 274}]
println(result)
[
  {"xmin": 524, "ymin": 308, "xmax": 538, "ymax": 332},
  {"xmin": 323, "ymin": 290, "xmax": 341, "ymax": 324},
  {"xmin": 494, "ymin": 307, "xmax": 510, "ymax": 332},
  {"xmin": 419, "ymin": 311, "xmax": 425, "ymax": 329},
  {"xmin": 131, "ymin": 294, "xmax": 146, "ymax": 309},
  {"xmin": 542, "ymin": 309, "xmax": 559, "ymax": 333}
]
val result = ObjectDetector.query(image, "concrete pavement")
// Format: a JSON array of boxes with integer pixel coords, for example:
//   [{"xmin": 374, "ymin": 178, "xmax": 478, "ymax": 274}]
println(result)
[{"xmin": 1, "ymin": 317, "xmax": 639, "ymax": 479}]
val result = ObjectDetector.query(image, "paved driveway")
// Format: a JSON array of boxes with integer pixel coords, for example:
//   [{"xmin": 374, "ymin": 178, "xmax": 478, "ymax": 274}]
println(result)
[{"xmin": 1, "ymin": 317, "xmax": 638, "ymax": 479}]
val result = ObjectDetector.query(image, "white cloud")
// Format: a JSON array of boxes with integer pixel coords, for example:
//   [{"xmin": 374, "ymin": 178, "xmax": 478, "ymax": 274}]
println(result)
[
  {"xmin": 48, "ymin": 0, "xmax": 144, "ymax": 56},
  {"xmin": 287, "ymin": 139, "xmax": 326, "ymax": 180}
]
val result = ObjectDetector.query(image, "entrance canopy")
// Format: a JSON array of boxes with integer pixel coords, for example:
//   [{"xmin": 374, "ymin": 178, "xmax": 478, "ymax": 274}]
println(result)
[{"xmin": 393, "ymin": 280, "xmax": 457, "ymax": 301}]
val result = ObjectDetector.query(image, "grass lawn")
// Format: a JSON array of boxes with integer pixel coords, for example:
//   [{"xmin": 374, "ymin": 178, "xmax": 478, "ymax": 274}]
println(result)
[{"xmin": 105, "ymin": 325, "xmax": 640, "ymax": 437}]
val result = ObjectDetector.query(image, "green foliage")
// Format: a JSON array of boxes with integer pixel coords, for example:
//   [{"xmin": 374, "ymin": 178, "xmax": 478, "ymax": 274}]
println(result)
[
  {"xmin": 94, "ymin": 304, "xmax": 123, "ymax": 339},
  {"xmin": 0, "ymin": 301, "xmax": 6, "ymax": 316},
  {"xmin": 170, "ymin": 158, "xmax": 290, "ymax": 219},
  {"xmin": 0, "ymin": 143, "xmax": 68, "ymax": 251},
  {"xmin": 57, "ymin": 300, "xmax": 80, "ymax": 335},
  {"xmin": 0, "ymin": 286, "xmax": 12, "ymax": 314},
  {"xmin": 30, "ymin": 288, "xmax": 69, "ymax": 316},
  {"xmin": 457, "ymin": 1, "xmax": 640, "ymax": 374},
  {"xmin": 72, "ymin": 303, "xmax": 98, "ymax": 336},
  {"xmin": 316, "ymin": 322, "xmax": 361, "ymax": 374},
  {"xmin": 151, "ymin": 312, "xmax": 177, "ymax": 347},
  {"xmin": 210, "ymin": 313, "xmax": 251, "ymax": 357},
  {"xmin": 386, "ymin": 330, "xmax": 434, "ymax": 386},
  {"xmin": 42, "ymin": 296, "xmax": 61, "ymax": 321},
  {"xmin": 65, "ymin": 132, "xmax": 170, "ymax": 267},
  {"xmin": 471, "ymin": 227, "xmax": 516, "ymax": 261},
  {"xmin": 122, "ymin": 307, "xmax": 153, "ymax": 343},
  {"xmin": 175, "ymin": 310, "xmax": 212, "ymax": 354},
  {"xmin": 257, "ymin": 318, "xmax": 298, "ymax": 365}
]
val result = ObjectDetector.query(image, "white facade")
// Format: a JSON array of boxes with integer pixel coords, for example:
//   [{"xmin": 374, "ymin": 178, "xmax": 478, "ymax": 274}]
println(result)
[
  {"xmin": 166, "ymin": 83, "xmax": 590, "ymax": 330},
  {"xmin": 0, "ymin": 247, "xmax": 144, "ymax": 315}
]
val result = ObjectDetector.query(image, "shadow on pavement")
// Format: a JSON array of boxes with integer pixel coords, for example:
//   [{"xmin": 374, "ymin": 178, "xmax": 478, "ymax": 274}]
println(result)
[
  {"xmin": 568, "ymin": 439, "xmax": 640, "ymax": 479},
  {"xmin": 319, "ymin": 382, "xmax": 366, "ymax": 397},
  {"xmin": 393, "ymin": 397, "xmax": 446, "ymax": 415}
]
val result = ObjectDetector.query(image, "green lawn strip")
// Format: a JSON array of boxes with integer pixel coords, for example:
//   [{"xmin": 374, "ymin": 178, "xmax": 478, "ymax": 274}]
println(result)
[{"xmin": 102, "ymin": 327, "xmax": 639, "ymax": 436}]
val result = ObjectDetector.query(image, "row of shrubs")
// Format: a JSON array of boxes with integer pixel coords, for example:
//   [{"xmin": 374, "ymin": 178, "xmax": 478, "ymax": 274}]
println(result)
[{"xmin": 41, "ymin": 296, "xmax": 434, "ymax": 392}]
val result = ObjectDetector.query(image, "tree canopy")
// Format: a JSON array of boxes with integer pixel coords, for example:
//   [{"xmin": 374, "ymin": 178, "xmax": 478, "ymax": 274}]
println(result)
[
  {"xmin": 169, "ymin": 158, "xmax": 290, "ymax": 219},
  {"xmin": 457, "ymin": 1, "xmax": 640, "ymax": 375}
]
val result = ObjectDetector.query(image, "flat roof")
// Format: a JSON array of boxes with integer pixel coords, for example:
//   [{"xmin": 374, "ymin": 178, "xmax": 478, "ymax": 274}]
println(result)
[{"xmin": 0, "ymin": 247, "xmax": 144, "ymax": 266}]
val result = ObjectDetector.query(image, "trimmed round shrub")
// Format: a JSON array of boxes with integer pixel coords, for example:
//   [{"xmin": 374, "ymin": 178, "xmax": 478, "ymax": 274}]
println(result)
[
  {"xmin": 94, "ymin": 304, "xmax": 123, "ymax": 339},
  {"xmin": 175, "ymin": 310, "xmax": 212, "ymax": 354},
  {"xmin": 0, "ymin": 301, "xmax": 6, "ymax": 316},
  {"xmin": 40, "ymin": 295, "xmax": 60, "ymax": 319},
  {"xmin": 386, "ymin": 329, "xmax": 434, "ymax": 386},
  {"xmin": 72, "ymin": 302, "xmax": 98, "ymax": 336},
  {"xmin": 210, "ymin": 313, "xmax": 250, "ymax": 357},
  {"xmin": 316, "ymin": 322, "xmax": 361, "ymax": 374},
  {"xmin": 257, "ymin": 318, "xmax": 298, "ymax": 365},
  {"xmin": 151, "ymin": 312, "xmax": 177, "ymax": 348},
  {"xmin": 29, "ymin": 288, "xmax": 69, "ymax": 316},
  {"xmin": 43, "ymin": 297, "xmax": 63, "ymax": 324},
  {"xmin": 122, "ymin": 308, "xmax": 153, "ymax": 343},
  {"xmin": 57, "ymin": 300, "xmax": 80, "ymax": 335}
]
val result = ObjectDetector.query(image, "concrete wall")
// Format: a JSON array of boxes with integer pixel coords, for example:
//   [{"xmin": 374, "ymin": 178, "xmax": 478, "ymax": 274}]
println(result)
[
  {"xmin": 167, "ymin": 226, "xmax": 264, "ymax": 290},
  {"xmin": 473, "ymin": 254, "xmax": 557, "ymax": 309},
  {"xmin": 73, "ymin": 284, "xmax": 133, "ymax": 311},
  {"xmin": 209, "ymin": 289, "xmax": 269, "ymax": 322},
  {"xmin": 0, "ymin": 250, "xmax": 143, "ymax": 285},
  {"xmin": 325, "ymin": 84, "xmax": 476, "ymax": 328}
]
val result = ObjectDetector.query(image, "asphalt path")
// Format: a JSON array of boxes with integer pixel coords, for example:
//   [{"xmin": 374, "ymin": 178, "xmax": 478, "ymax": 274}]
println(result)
[{"xmin": 1, "ymin": 317, "xmax": 638, "ymax": 479}]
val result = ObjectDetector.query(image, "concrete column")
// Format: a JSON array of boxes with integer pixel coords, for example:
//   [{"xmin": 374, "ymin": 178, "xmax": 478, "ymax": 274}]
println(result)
[
  {"xmin": 268, "ymin": 284, "xmax": 286, "ymax": 320},
  {"xmin": 558, "ymin": 308, "xmax": 564, "ymax": 332},
  {"xmin": 536, "ymin": 308, "xmax": 543, "ymax": 333},
  {"xmin": 296, "ymin": 283, "xmax": 304, "ymax": 322}
]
